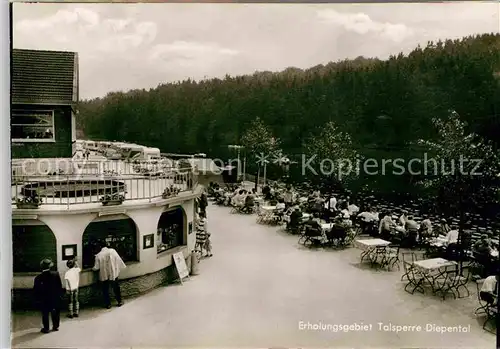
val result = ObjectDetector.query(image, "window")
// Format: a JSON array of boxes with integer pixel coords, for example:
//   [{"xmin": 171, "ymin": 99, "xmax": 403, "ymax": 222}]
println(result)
[
  {"xmin": 157, "ymin": 208, "xmax": 185, "ymax": 254},
  {"xmin": 12, "ymin": 223, "xmax": 57, "ymax": 273},
  {"xmin": 82, "ymin": 217, "xmax": 138, "ymax": 269},
  {"xmin": 11, "ymin": 109, "xmax": 55, "ymax": 142}
]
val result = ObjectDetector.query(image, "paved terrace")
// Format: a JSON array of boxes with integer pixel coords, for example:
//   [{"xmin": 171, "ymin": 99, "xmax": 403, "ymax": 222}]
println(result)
[{"xmin": 11, "ymin": 204, "xmax": 494, "ymax": 348}]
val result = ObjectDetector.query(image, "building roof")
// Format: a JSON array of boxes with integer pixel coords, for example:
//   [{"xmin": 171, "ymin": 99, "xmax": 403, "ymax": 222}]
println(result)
[{"xmin": 12, "ymin": 49, "xmax": 78, "ymax": 105}]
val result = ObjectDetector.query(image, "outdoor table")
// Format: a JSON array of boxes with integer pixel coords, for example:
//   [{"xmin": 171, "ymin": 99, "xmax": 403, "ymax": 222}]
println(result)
[
  {"xmin": 261, "ymin": 205, "xmax": 277, "ymax": 211},
  {"xmin": 410, "ymin": 258, "xmax": 457, "ymax": 294},
  {"xmin": 354, "ymin": 238, "xmax": 391, "ymax": 266},
  {"xmin": 430, "ymin": 237, "xmax": 447, "ymax": 247},
  {"xmin": 256, "ymin": 205, "xmax": 277, "ymax": 224}
]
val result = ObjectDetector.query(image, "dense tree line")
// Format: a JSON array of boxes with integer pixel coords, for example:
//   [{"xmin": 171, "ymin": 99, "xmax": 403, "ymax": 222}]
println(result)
[{"xmin": 78, "ymin": 33, "xmax": 500, "ymax": 199}]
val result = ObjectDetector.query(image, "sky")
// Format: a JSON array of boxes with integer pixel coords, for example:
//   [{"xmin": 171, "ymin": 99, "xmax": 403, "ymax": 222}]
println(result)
[{"xmin": 13, "ymin": 2, "xmax": 500, "ymax": 99}]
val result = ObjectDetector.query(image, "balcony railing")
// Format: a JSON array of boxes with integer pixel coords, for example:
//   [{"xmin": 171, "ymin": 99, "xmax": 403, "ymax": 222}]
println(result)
[{"xmin": 11, "ymin": 159, "xmax": 198, "ymax": 207}]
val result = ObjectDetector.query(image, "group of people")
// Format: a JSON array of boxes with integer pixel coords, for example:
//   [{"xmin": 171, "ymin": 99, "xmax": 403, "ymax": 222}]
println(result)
[{"xmin": 33, "ymin": 241, "xmax": 127, "ymax": 334}]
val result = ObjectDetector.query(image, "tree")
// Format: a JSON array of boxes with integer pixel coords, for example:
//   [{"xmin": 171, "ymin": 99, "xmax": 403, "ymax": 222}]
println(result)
[
  {"xmin": 303, "ymin": 121, "xmax": 359, "ymax": 193},
  {"xmin": 240, "ymin": 117, "xmax": 280, "ymax": 186},
  {"xmin": 76, "ymin": 33, "xmax": 500, "ymax": 196},
  {"xmin": 417, "ymin": 111, "xmax": 500, "ymax": 267}
]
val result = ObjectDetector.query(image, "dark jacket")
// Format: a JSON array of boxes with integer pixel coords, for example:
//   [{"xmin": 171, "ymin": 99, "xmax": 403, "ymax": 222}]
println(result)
[{"xmin": 33, "ymin": 270, "xmax": 63, "ymax": 309}]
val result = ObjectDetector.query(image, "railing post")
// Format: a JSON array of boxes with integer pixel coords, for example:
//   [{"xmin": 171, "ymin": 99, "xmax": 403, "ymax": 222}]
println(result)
[
  {"xmin": 149, "ymin": 176, "xmax": 152, "ymax": 202},
  {"xmin": 66, "ymin": 174, "xmax": 70, "ymax": 210}
]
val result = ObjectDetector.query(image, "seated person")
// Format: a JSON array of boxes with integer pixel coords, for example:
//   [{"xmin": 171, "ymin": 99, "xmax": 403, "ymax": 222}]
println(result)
[
  {"xmin": 473, "ymin": 234, "xmax": 492, "ymax": 256},
  {"xmin": 347, "ymin": 202, "xmax": 359, "ymax": 215},
  {"xmin": 326, "ymin": 195, "xmax": 337, "ymax": 212},
  {"xmin": 243, "ymin": 192, "xmax": 255, "ymax": 210},
  {"xmin": 290, "ymin": 206, "xmax": 302, "ymax": 222},
  {"xmin": 357, "ymin": 208, "xmax": 378, "ymax": 235},
  {"xmin": 358, "ymin": 209, "xmax": 378, "ymax": 223},
  {"xmin": 262, "ymin": 185, "xmax": 271, "ymax": 200},
  {"xmin": 288, "ymin": 207, "xmax": 303, "ymax": 233},
  {"xmin": 473, "ymin": 233, "xmax": 496, "ymax": 271},
  {"xmin": 444, "ymin": 226, "xmax": 460, "ymax": 259},
  {"xmin": 398, "ymin": 210, "xmax": 408, "ymax": 227},
  {"xmin": 480, "ymin": 274, "xmax": 498, "ymax": 305},
  {"xmin": 340, "ymin": 208, "xmax": 350, "ymax": 219},
  {"xmin": 370, "ymin": 207, "xmax": 380, "ymax": 222},
  {"xmin": 231, "ymin": 190, "xmax": 245, "ymax": 207},
  {"xmin": 437, "ymin": 219, "xmax": 451, "ymax": 236},
  {"xmin": 419, "ymin": 217, "xmax": 434, "ymax": 240},
  {"xmin": 405, "ymin": 216, "xmax": 419, "ymax": 232},
  {"xmin": 313, "ymin": 196, "xmax": 324, "ymax": 214},
  {"xmin": 305, "ymin": 212, "xmax": 322, "ymax": 230},
  {"xmin": 379, "ymin": 213, "xmax": 396, "ymax": 238},
  {"xmin": 445, "ymin": 227, "xmax": 459, "ymax": 245}
]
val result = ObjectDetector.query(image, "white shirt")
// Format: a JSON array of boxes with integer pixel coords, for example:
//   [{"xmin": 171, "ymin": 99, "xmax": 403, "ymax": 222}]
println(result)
[
  {"xmin": 340, "ymin": 209, "xmax": 350, "ymax": 218},
  {"xmin": 399, "ymin": 214, "xmax": 407, "ymax": 226},
  {"xmin": 328, "ymin": 197, "xmax": 337, "ymax": 210},
  {"xmin": 481, "ymin": 276, "xmax": 498, "ymax": 294},
  {"xmin": 421, "ymin": 219, "xmax": 433, "ymax": 234},
  {"xmin": 64, "ymin": 267, "xmax": 81, "ymax": 291},
  {"xmin": 358, "ymin": 212, "xmax": 378, "ymax": 222},
  {"xmin": 347, "ymin": 204, "xmax": 359, "ymax": 214},
  {"xmin": 93, "ymin": 247, "xmax": 127, "ymax": 282},
  {"xmin": 446, "ymin": 230, "xmax": 459, "ymax": 244},
  {"xmin": 379, "ymin": 216, "xmax": 395, "ymax": 233}
]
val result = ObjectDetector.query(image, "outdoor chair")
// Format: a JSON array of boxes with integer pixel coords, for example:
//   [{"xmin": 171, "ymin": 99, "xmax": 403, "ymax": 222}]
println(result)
[
  {"xmin": 382, "ymin": 244, "xmax": 401, "ymax": 271},
  {"xmin": 401, "ymin": 251, "xmax": 427, "ymax": 281},
  {"xmin": 256, "ymin": 206, "xmax": 266, "ymax": 224},
  {"xmin": 477, "ymin": 290, "xmax": 498, "ymax": 333},
  {"xmin": 300, "ymin": 226, "xmax": 323, "ymax": 247},
  {"xmin": 401, "ymin": 252, "xmax": 414, "ymax": 281},
  {"xmin": 433, "ymin": 265, "xmax": 461, "ymax": 300},
  {"xmin": 474, "ymin": 278, "xmax": 488, "ymax": 315},
  {"xmin": 325, "ymin": 225, "xmax": 348, "ymax": 248},
  {"xmin": 404, "ymin": 264, "xmax": 424, "ymax": 294},
  {"xmin": 453, "ymin": 266, "xmax": 471, "ymax": 298}
]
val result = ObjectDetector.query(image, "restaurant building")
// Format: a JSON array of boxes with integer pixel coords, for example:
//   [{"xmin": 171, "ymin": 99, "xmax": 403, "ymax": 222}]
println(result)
[{"xmin": 11, "ymin": 49, "xmax": 201, "ymax": 309}]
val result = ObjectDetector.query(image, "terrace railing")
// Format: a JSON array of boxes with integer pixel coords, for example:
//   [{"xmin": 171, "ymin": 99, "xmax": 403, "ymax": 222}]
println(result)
[{"xmin": 11, "ymin": 159, "xmax": 198, "ymax": 207}]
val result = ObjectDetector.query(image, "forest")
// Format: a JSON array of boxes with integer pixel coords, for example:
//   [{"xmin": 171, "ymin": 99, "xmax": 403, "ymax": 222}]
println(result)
[{"xmin": 78, "ymin": 33, "xmax": 500, "ymax": 210}]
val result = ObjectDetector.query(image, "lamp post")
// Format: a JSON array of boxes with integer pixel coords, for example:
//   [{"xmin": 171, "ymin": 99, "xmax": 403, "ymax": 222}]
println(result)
[{"xmin": 228, "ymin": 145, "xmax": 244, "ymax": 181}]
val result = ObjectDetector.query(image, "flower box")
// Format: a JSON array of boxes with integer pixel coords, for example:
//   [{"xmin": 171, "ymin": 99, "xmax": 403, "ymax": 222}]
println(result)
[
  {"xmin": 100, "ymin": 194, "xmax": 125, "ymax": 206},
  {"xmin": 101, "ymin": 200, "xmax": 123, "ymax": 206},
  {"xmin": 16, "ymin": 202, "xmax": 40, "ymax": 209},
  {"xmin": 162, "ymin": 186, "xmax": 180, "ymax": 199},
  {"xmin": 16, "ymin": 195, "xmax": 42, "ymax": 209}
]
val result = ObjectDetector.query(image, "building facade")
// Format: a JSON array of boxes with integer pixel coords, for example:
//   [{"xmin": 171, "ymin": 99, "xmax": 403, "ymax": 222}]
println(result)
[
  {"xmin": 11, "ymin": 49, "xmax": 200, "ymax": 309},
  {"xmin": 11, "ymin": 49, "xmax": 78, "ymax": 158}
]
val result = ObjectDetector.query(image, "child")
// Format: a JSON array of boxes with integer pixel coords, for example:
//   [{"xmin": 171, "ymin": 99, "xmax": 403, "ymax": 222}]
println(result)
[
  {"xmin": 64, "ymin": 259, "xmax": 81, "ymax": 318},
  {"xmin": 33, "ymin": 259, "xmax": 63, "ymax": 333}
]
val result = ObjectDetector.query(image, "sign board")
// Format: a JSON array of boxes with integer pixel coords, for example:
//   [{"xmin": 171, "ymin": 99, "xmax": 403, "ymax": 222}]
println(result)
[{"xmin": 172, "ymin": 251, "xmax": 190, "ymax": 283}]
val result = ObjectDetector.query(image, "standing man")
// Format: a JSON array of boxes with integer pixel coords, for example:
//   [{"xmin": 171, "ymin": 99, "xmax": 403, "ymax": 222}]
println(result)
[
  {"xmin": 93, "ymin": 240, "xmax": 126, "ymax": 309},
  {"xmin": 33, "ymin": 259, "xmax": 63, "ymax": 333}
]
